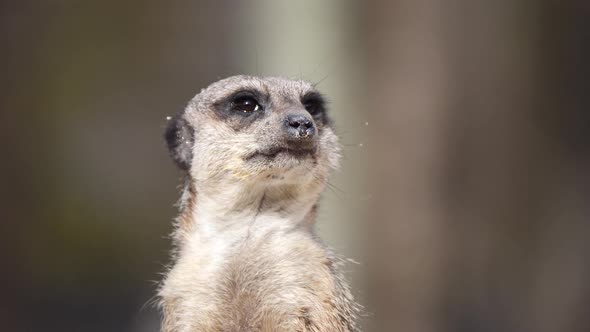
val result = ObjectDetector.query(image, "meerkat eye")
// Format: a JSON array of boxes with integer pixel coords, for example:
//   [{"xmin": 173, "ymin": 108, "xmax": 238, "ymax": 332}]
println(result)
[
  {"xmin": 302, "ymin": 93, "xmax": 325, "ymax": 116},
  {"xmin": 303, "ymin": 101, "xmax": 319, "ymax": 115},
  {"xmin": 231, "ymin": 96, "xmax": 262, "ymax": 113}
]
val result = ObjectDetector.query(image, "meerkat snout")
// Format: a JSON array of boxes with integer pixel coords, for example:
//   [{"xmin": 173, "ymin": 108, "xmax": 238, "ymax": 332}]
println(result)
[
  {"xmin": 158, "ymin": 75, "xmax": 358, "ymax": 332},
  {"xmin": 284, "ymin": 113, "xmax": 315, "ymax": 138}
]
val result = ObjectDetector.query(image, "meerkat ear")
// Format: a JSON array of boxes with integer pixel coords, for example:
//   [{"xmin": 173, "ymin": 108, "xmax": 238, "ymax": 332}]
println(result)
[{"xmin": 164, "ymin": 112, "xmax": 194, "ymax": 171}]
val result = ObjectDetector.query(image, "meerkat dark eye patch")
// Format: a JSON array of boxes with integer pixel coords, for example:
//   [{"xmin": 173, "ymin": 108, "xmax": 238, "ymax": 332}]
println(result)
[
  {"xmin": 212, "ymin": 90, "xmax": 268, "ymax": 132},
  {"xmin": 301, "ymin": 92, "xmax": 326, "ymax": 116},
  {"xmin": 231, "ymin": 95, "xmax": 262, "ymax": 114},
  {"xmin": 301, "ymin": 92, "xmax": 330, "ymax": 125},
  {"xmin": 164, "ymin": 111, "xmax": 194, "ymax": 171},
  {"xmin": 213, "ymin": 90, "xmax": 267, "ymax": 120}
]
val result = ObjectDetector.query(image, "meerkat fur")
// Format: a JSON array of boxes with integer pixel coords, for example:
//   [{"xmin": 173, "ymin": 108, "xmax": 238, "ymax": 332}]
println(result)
[{"xmin": 158, "ymin": 76, "xmax": 359, "ymax": 331}]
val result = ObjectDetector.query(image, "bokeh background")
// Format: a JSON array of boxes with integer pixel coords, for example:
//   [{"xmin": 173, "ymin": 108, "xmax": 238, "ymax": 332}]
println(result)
[{"xmin": 2, "ymin": 1, "xmax": 590, "ymax": 331}]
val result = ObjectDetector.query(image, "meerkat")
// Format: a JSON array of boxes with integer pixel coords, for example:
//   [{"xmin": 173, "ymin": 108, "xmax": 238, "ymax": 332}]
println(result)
[{"xmin": 159, "ymin": 75, "xmax": 358, "ymax": 332}]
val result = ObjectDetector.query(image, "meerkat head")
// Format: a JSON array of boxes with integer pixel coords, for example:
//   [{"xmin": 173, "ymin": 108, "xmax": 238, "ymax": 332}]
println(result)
[{"xmin": 164, "ymin": 76, "xmax": 340, "ymax": 195}]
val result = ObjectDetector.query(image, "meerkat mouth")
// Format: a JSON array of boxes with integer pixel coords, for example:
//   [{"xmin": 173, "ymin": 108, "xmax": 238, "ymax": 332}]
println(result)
[{"xmin": 245, "ymin": 146, "xmax": 315, "ymax": 161}]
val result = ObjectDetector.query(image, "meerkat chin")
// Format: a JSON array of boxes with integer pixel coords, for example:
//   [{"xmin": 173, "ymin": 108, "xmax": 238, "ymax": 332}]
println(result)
[{"xmin": 158, "ymin": 75, "xmax": 358, "ymax": 331}]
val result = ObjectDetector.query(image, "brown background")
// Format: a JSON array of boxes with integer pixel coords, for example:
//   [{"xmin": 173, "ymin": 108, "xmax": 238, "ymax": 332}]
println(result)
[{"xmin": 2, "ymin": 1, "xmax": 589, "ymax": 331}]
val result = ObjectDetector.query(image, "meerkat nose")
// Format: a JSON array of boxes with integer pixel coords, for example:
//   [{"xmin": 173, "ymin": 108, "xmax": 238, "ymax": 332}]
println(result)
[{"xmin": 284, "ymin": 113, "xmax": 316, "ymax": 140}]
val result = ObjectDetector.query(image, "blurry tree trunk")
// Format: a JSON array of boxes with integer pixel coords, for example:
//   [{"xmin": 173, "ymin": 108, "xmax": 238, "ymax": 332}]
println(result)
[
  {"xmin": 365, "ymin": 1, "xmax": 590, "ymax": 332},
  {"xmin": 364, "ymin": 1, "xmax": 448, "ymax": 331}
]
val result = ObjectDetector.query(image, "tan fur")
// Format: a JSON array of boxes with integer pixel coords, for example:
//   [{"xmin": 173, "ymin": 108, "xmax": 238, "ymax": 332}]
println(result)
[{"xmin": 159, "ymin": 76, "xmax": 358, "ymax": 331}]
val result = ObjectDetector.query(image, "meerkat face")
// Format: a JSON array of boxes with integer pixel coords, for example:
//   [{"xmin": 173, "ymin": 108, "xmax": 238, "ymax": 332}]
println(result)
[{"xmin": 165, "ymin": 76, "xmax": 340, "ymax": 188}]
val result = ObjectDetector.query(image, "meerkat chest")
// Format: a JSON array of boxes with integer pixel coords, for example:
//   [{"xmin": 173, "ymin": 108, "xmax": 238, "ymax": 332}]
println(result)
[
  {"xmin": 174, "ymin": 227, "xmax": 338, "ymax": 328},
  {"xmin": 162, "ymin": 220, "xmax": 337, "ymax": 326},
  {"xmin": 173, "ymin": 213, "xmax": 331, "ymax": 295}
]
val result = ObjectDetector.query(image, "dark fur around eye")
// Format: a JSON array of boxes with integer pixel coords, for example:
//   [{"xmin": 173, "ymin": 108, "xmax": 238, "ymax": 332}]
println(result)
[
  {"xmin": 301, "ymin": 92, "xmax": 330, "ymax": 125},
  {"xmin": 231, "ymin": 94, "xmax": 263, "ymax": 114},
  {"xmin": 213, "ymin": 90, "xmax": 267, "ymax": 120},
  {"xmin": 301, "ymin": 92, "xmax": 326, "ymax": 115}
]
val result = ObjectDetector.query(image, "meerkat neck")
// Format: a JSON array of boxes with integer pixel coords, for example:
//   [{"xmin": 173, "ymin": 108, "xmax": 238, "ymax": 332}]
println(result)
[{"xmin": 178, "ymin": 179, "xmax": 320, "ymax": 243}]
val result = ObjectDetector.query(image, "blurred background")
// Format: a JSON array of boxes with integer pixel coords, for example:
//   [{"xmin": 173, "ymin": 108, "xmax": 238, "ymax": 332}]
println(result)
[{"xmin": 2, "ymin": 0, "xmax": 589, "ymax": 331}]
